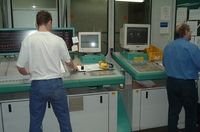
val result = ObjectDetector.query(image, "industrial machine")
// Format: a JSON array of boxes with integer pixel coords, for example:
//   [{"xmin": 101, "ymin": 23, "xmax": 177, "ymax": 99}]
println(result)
[{"xmin": 0, "ymin": 28, "xmax": 126, "ymax": 132}]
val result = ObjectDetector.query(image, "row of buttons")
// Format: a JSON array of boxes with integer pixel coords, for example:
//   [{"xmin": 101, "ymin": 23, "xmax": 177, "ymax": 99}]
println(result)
[{"xmin": 0, "ymin": 79, "xmax": 29, "ymax": 84}]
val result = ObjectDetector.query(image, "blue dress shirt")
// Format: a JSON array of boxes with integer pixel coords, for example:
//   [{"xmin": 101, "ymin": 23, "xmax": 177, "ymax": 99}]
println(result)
[{"xmin": 163, "ymin": 38, "xmax": 200, "ymax": 80}]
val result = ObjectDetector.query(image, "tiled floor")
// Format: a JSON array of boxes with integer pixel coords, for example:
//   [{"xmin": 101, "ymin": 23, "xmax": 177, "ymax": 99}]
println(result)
[{"xmin": 134, "ymin": 126, "xmax": 200, "ymax": 132}]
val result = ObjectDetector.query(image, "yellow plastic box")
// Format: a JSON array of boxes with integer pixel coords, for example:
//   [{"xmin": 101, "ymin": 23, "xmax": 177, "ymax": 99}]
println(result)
[{"xmin": 145, "ymin": 45, "xmax": 163, "ymax": 61}]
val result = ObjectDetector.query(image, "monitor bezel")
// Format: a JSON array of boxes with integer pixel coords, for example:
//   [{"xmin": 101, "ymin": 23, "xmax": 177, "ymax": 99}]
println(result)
[
  {"xmin": 120, "ymin": 24, "xmax": 150, "ymax": 51},
  {"xmin": 78, "ymin": 32, "xmax": 101, "ymax": 53}
]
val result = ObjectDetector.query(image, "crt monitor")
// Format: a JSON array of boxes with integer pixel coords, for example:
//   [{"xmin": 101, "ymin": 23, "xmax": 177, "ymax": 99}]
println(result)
[
  {"xmin": 120, "ymin": 24, "xmax": 150, "ymax": 51},
  {"xmin": 78, "ymin": 32, "xmax": 101, "ymax": 53}
]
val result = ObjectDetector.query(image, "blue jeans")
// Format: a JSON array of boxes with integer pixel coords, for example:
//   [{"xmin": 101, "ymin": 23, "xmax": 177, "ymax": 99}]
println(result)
[
  {"xmin": 29, "ymin": 78, "xmax": 72, "ymax": 132},
  {"xmin": 166, "ymin": 77, "xmax": 198, "ymax": 132}
]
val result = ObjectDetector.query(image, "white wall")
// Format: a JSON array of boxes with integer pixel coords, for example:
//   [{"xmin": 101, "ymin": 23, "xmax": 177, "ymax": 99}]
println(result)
[
  {"xmin": 151, "ymin": 0, "xmax": 176, "ymax": 50},
  {"xmin": 0, "ymin": 9, "xmax": 2, "ymax": 28},
  {"xmin": 13, "ymin": 9, "xmax": 58, "ymax": 28}
]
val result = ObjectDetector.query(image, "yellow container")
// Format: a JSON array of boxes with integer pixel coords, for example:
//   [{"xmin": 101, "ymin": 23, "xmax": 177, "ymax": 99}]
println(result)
[{"xmin": 145, "ymin": 45, "xmax": 163, "ymax": 61}]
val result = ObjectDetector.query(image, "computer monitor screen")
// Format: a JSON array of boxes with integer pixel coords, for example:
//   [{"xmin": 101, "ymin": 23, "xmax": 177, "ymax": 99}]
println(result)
[
  {"xmin": 0, "ymin": 28, "xmax": 74, "ymax": 54},
  {"xmin": 78, "ymin": 32, "xmax": 101, "ymax": 53},
  {"xmin": 51, "ymin": 29, "xmax": 74, "ymax": 50},
  {"xmin": 0, "ymin": 30, "xmax": 36, "ymax": 53},
  {"xmin": 120, "ymin": 24, "xmax": 150, "ymax": 51}
]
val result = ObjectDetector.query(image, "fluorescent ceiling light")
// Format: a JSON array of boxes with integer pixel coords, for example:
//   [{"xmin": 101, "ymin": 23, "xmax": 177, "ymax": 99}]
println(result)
[{"xmin": 116, "ymin": 0, "xmax": 144, "ymax": 2}]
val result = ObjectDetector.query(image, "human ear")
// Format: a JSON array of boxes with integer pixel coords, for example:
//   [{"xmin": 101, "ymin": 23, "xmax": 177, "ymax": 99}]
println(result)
[{"xmin": 35, "ymin": 23, "xmax": 38, "ymax": 28}]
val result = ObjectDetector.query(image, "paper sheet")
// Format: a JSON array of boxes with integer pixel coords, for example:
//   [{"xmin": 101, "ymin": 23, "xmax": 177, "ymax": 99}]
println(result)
[
  {"xmin": 186, "ymin": 21, "xmax": 198, "ymax": 36},
  {"xmin": 160, "ymin": 6, "xmax": 170, "ymax": 20},
  {"xmin": 176, "ymin": 7, "xmax": 187, "ymax": 25},
  {"xmin": 195, "ymin": 36, "xmax": 200, "ymax": 47},
  {"xmin": 136, "ymin": 80, "xmax": 156, "ymax": 87},
  {"xmin": 189, "ymin": 9, "xmax": 200, "ymax": 20},
  {"xmin": 60, "ymin": 60, "xmax": 66, "ymax": 73},
  {"xmin": 77, "ymin": 64, "xmax": 101, "ymax": 72}
]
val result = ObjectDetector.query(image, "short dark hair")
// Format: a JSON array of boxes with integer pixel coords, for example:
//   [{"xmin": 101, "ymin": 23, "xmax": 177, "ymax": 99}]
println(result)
[
  {"xmin": 36, "ymin": 10, "xmax": 52, "ymax": 26},
  {"xmin": 175, "ymin": 23, "xmax": 190, "ymax": 39}
]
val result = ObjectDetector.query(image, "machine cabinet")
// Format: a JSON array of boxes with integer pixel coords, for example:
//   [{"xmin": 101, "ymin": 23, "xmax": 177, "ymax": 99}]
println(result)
[
  {"xmin": 140, "ymin": 88, "xmax": 168, "ymax": 129},
  {"xmin": 1, "ymin": 100, "xmax": 61, "ymax": 132},
  {"xmin": 0, "ymin": 90, "xmax": 116, "ymax": 132},
  {"xmin": 1, "ymin": 100, "xmax": 30, "ymax": 132},
  {"xmin": 140, "ymin": 88, "xmax": 185, "ymax": 129},
  {"xmin": 42, "ymin": 101, "xmax": 60, "ymax": 132},
  {"xmin": 43, "ymin": 94, "xmax": 109, "ymax": 132},
  {"xmin": 120, "ymin": 86, "xmax": 185, "ymax": 131},
  {"xmin": 70, "ymin": 94, "xmax": 109, "ymax": 132}
]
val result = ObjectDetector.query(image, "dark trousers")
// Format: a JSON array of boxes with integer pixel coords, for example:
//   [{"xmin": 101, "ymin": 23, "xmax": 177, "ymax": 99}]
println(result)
[{"xmin": 166, "ymin": 77, "xmax": 198, "ymax": 132}]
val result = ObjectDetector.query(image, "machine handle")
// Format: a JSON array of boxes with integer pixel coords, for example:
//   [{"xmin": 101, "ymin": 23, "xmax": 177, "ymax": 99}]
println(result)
[
  {"xmin": 100, "ymin": 96, "xmax": 103, "ymax": 103},
  {"xmin": 146, "ymin": 92, "xmax": 148, "ymax": 98},
  {"xmin": 8, "ymin": 104, "xmax": 12, "ymax": 112},
  {"xmin": 48, "ymin": 101, "xmax": 51, "ymax": 108}
]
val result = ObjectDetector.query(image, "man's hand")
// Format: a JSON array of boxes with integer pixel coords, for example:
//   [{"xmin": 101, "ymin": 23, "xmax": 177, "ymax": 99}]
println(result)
[
  {"xmin": 72, "ymin": 66, "xmax": 78, "ymax": 72},
  {"xmin": 65, "ymin": 59, "xmax": 78, "ymax": 72}
]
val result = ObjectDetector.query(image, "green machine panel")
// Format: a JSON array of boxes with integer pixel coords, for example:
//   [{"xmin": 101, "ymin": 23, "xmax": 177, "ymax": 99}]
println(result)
[
  {"xmin": 0, "ymin": 55, "xmax": 124, "ymax": 93},
  {"xmin": 112, "ymin": 52, "xmax": 167, "ymax": 80},
  {"xmin": 120, "ymin": 51, "xmax": 148, "ymax": 60},
  {"xmin": 78, "ymin": 54, "xmax": 105, "ymax": 64}
]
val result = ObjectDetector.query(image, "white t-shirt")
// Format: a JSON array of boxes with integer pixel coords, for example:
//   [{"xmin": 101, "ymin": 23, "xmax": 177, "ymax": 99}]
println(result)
[{"xmin": 16, "ymin": 31, "xmax": 71, "ymax": 80}]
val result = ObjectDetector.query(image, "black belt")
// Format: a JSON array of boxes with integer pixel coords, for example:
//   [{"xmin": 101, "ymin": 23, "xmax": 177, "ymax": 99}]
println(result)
[{"xmin": 168, "ymin": 76, "xmax": 195, "ymax": 82}]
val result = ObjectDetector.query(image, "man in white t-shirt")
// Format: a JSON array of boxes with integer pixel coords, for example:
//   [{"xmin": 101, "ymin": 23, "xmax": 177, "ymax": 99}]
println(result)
[{"xmin": 16, "ymin": 10, "xmax": 77, "ymax": 132}]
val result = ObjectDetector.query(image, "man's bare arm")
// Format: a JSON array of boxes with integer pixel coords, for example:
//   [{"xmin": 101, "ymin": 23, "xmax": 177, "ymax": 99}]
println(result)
[{"xmin": 16, "ymin": 66, "xmax": 30, "ymax": 75}]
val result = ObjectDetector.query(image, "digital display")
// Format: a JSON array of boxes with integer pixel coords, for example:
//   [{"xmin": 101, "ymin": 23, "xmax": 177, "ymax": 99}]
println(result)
[
  {"xmin": 51, "ymin": 30, "xmax": 73, "ymax": 50},
  {"xmin": 0, "ymin": 29, "xmax": 74, "ymax": 53},
  {"xmin": 127, "ymin": 27, "xmax": 148, "ymax": 45},
  {"xmin": 80, "ymin": 35, "xmax": 99, "ymax": 48},
  {"xmin": 0, "ymin": 30, "xmax": 36, "ymax": 53}
]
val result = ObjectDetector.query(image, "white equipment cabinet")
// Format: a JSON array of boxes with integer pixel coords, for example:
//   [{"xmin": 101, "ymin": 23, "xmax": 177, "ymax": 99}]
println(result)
[
  {"xmin": 1, "ymin": 100, "xmax": 29, "ymax": 132},
  {"xmin": 43, "ymin": 94, "xmax": 109, "ymax": 132},
  {"xmin": 70, "ymin": 94, "xmax": 109, "ymax": 132},
  {"xmin": 42, "ymin": 101, "xmax": 60, "ymax": 131},
  {"xmin": 120, "ymin": 81, "xmax": 185, "ymax": 131},
  {"xmin": 0, "ymin": 88, "xmax": 117, "ymax": 132},
  {"xmin": 140, "ymin": 88, "xmax": 168, "ymax": 129},
  {"xmin": 139, "ymin": 88, "xmax": 185, "ymax": 130}
]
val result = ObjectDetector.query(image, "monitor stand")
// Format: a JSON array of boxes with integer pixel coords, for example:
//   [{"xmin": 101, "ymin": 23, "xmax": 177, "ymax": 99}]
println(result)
[
  {"xmin": 120, "ymin": 50, "xmax": 148, "ymax": 60},
  {"xmin": 78, "ymin": 53, "xmax": 105, "ymax": 64}
]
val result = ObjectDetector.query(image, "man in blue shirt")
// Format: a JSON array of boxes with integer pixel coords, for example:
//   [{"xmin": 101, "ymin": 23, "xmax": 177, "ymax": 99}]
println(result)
[{"xmin": 163, "ymin": 23, "xmax": 200, "ymax": 132}]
